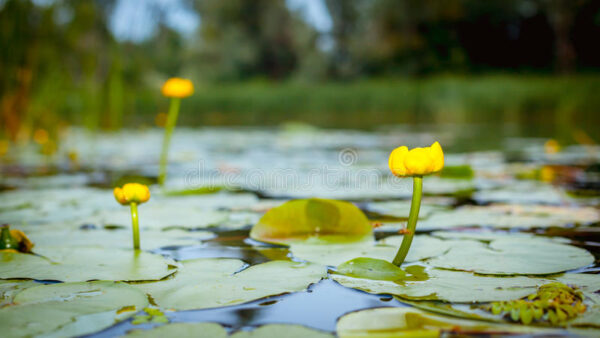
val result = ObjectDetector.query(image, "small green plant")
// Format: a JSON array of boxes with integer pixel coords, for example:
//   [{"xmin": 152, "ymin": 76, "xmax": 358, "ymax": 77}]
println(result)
[{"xmin": 484, "ymin": 282, "xmax": 586, "ymax": 325}]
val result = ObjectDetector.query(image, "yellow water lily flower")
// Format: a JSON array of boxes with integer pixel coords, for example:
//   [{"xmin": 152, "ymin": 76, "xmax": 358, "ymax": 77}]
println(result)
[
  {"xmin": 114, "ymin": 183, "xmax": 151, "ymax": 205},
  {"xmin": 389, "ymin": 141, "xmax": 444, "ymax": 177},
  {"xmin": 161, "ymin": 77, "xmax": 194, "ymax": 98}
]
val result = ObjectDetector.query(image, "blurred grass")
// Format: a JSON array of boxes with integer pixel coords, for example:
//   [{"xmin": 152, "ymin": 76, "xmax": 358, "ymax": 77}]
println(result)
[{"xmin": 127, "ymin": 75, "xmax": 600, "ymax": 134}]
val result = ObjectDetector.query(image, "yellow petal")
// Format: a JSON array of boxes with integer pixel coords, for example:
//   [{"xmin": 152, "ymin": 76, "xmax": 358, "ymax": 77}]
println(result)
[
  {"xmin": 389, "ymin": 146, "xmax": 409, "ymax": 177},
  {"xmin": 404, "ymin": 147, "xmax": 433, "ymax": 175},
  {"xmin": 161, "ymin": 78, "xmax": 194, "ymax": 98},
  {"xmin": 114, "ymin": 183, "xmax": 151, "ymax": 205},
  {"xmin": 429, "ymin": 141, "xmax": 444, "ymax": 173},
  {"xmin": 113, "ymin": 187, "xmax": 127, "ymax": 205}
]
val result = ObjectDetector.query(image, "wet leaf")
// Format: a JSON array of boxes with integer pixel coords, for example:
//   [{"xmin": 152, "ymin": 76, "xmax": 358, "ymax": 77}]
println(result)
[
  {"xmin": 336, "ymin": 307, "xmax": 565, "ymax": 338},
  {"xmin": 418, "ymin": 204, "xmax": 598, "ymax": 230},
  {"xmin": 427, "ymin": 237, "xmax": 594, "ymax": 275},
  {"xmin": 289, "ymin": 235, "xmax": 450, "ymax": 267},
  {"xmin": 0, "ymin": 247, "xmax": 175, "ymax": 282},
  {"xmin": 26, "ymin": 228, "xmax": 214, "ymax": 250},
  {"xmin": 134, "ymin": 258, "xmax": 326, "ymax": 310},
  {"xmin": 250, "ymin": 198, "xmax": 372, "ymax": 244},
  {"xmin": 0, "ymin": 281, "xmax": 147, "ymax": 338},
  {"xmin": 124, "ymin": 322, "xmax": 333, "ymax": 338},
  {"xmin": 232, "ymin": 324, "xmax": 333, "ymax": 338},
  {"xmin": 337, "ymin": 258, "xmax": 406, "ymax": 281}
]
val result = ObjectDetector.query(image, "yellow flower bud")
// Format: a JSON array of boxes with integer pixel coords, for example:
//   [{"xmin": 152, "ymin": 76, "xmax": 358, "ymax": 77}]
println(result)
[
  {"xmin": 161, "ymin": 77, "xmax": 194, "ymax": 98},
  {"xmin": 389, "ymin": 141, "xmax": 444, "ymax": 177},
  {"xmin": 113, "ymin": 183, "xmax": 151, "ymax": 205}
]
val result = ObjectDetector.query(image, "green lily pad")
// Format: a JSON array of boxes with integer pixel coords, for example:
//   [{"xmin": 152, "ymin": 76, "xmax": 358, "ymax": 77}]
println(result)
[
  {"xmin": 289, "ymin": 235, "xmax": 450, "ymax": 266},
  {"xmin": 417, "ymin": 204, "xmax": 599, "ymax": 230},
  {"xmin": 427, "ymin": 237, "xmax": 594, "ymax": 275},
  {"xmin": 0, "ymin": 280, "xmax": 39, "ymax": 306},
  {"xmin": 473, "ymin": 181, "xmax": 565, "ymax": 205},
  {"xmin": 125, "ymin": 323, "xmax": 333, "ymax": 338},
  {"xmin": 0, "ymin": 247, "xmax": 176, "ymax": 282},
  {"xmin": 135, "ymin": 258, "xmax": 326, "ymax": 310},
  {"xmin": 334, "ymin": 260, "xmax": 600, "ymax": 303},
  {"xmin": 250, "ymin": 198, "xmax": 372, "ymax": 244},
  {"xmin": 336, "ymin": 307, "xmax": 568, "ymax": 337},
  {"xmin": 365, "ymin": 200, "xmax": 446, "ymax": 219},
  {"xmin": 232, "ymin": 324, "xmax": 333, "ymax": 338},
  {"xmin": 0, "ymin": 281, "xmax": 148, "ymax": 338},
  {"xmin": 26, "ymin": 228, "xmax": 214, "ymax": 250},
  {"xmin": 333, "ymin": 266, "xmax": 546, "ymax": 302},
  {"xmin": 125, "ymin": 323, "xmax": 228, "ymax": 338},
  {"xmin": 337, "ymin": 258, "xmax": 406, "ymax": 281}
]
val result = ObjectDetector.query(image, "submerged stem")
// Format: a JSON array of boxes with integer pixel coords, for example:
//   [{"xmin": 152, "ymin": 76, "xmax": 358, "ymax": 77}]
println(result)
[
  {"xmin": 392, "ymin": 176, "xmax": 423, "ymax": 266},
  {"xmin": 158, "ymin": 98, "xmax": 181, "ymax": 187},
  {"xmin": 130, "ymin": 202, "xmax": 140, "ymax": 250}
]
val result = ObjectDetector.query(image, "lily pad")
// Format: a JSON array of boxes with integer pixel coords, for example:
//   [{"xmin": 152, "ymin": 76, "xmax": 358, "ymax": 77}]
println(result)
[
  {"xmin": 417, "ymin": 204, "xmax": 599, "ymax": 230},
  {"xmin": 473, "ymin": 181, "xmax": 565, "ymax": 205},
  {"xmin": 250, "ymin": 198, "xmax": 372, "ymax": 244},
  {"xmin": 365, "ymin": 200, "xmax": 447, "ymax": 219},
  {"xmin": 93, "ymin": 208, "xmax": 231, "ymax": 230},
  {"xmin": 289, "ymin": 235, "xmax": 450, "ymax": 266},
  {"xmin": 135, "ymin": 258, "xmax": 326, "ymax": 310},
  {"xmin": 125, "ymin": 323, "xmax": 333, "ymax": 338},
  {"xmin": 125, "ymin": 323, "xmax": 228, "ymax": 338},
  {"xmin": 333, "ymin": 266, "xmax": 546, "ymax": 302},
  {"xmin": 0, "ymin": 247, "xmax": 175, "ymax": 282},
  {"xmin": 427, "ymin": 237, "xmax": 594, "ymax": 275},
  {"xmin": 232, "ymin": 324, "xmax": 333, "ymax": 338},
  {"xmin": 0, "ymin": 280, "xmax": 39, "ymax": 306},
  {"xmin": 337, "ymin": 258, "xmax": 406, "ymax": 281},
  {"xmin": 0, "ymin": 281, "xmax": 147, "ymax": 338},
  {"xmin": 26, "ymin": 228, "xmax": 214, "ymax": 250},
  {"xmin": 336, "ymin": 307, "xmax": 567, "ymax": 337}
]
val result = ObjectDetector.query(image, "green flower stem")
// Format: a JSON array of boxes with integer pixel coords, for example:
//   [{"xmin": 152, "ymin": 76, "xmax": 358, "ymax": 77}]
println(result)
[
  {"xmin": 392, "ymin": 176, "xmax": 423, "ymax": 266},
  {"xmin": 158, "ymin": 97, "xmax": 181, "ymax": 187},
  {"xmin": 130, "ymin": 202, "xmax": 140, "ymax": 250}
]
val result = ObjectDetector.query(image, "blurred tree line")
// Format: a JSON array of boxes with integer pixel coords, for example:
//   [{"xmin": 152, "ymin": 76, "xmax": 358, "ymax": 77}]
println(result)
[{"xmin": 1, "ymin": 0, "xmax": 600, "ymax": 142}]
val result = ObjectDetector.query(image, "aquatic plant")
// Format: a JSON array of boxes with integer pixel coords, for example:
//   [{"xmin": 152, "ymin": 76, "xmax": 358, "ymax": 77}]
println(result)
[
  {"xmin": 158, "ymin": 77, "xmax": 194, "ymax": 186},
  {"xmin": 113, "ymin": 183, "xmax": 151, "ymax": 250},
  {"xmin": 485, "ymin": 282, "xmax": 586, "ymax": 325},
  {"xmin": 388, "ymin": 141, "xmax": 444, "ymax": 266}
]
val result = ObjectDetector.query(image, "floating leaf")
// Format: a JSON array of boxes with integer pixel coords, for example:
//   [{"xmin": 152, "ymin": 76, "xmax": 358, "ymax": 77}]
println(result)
[
  {"xmin": 134, "ymin": 258, "xmax": 326, "ymax": 310},
  {"xmin": 124, "ymin": 322, "xmax": 333, "ymax": 338},
  {"xmin": 332, "ymin": 266, "xmax": 546, "ymax": 303},
  {"xmin": 250, "ymin": 198, "xmax": 372, "ymax": 244},
  {"xmin": 0, "ymin": 247, "xmax": 175, "ymax": 282},
  {"xmin": 125, "ymin": 323, "xmax": 227, "ymax": 338},
  {"xmin": 0, "ymin": 281, "xmax": 147, "ymax": 338},
  {"xmin": 26, "ymin": 228, "xmax": 214, "ymax": 250},
  {"xmin": 232, "ymin": 324, "xmax": 333, "ymax": 338},
  {"xmin": 337, "ymin": 258, "xmax": 406, "ymax": 281},
  {"xmin": 289, "ymin": 235, "xmax": 450, "ymax": 267},
  {"xmin": 417, "ymin": 204, "xmax": 599, "ymax": 230},
  {"xmin": 0, "ymin": 280, "xmax": 39, "ymax": 306},
  {"xmin": 427, "ymin": 237, "xmax": 594, "ymax": 275},
  {"xmin": 336, "ymin": 307, "xmax": 565, "ymax": 338}
]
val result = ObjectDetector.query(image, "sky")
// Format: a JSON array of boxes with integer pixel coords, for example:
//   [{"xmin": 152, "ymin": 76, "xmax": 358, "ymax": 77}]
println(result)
[{"xmin": 109, "ymin": 0, "xmax": 333, "ymax": 43}]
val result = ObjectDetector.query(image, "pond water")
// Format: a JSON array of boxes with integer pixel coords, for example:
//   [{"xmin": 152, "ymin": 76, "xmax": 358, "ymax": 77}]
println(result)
[{"xmin": 1, "ymin": 125, "xmax": 599, "ymax": 337}]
